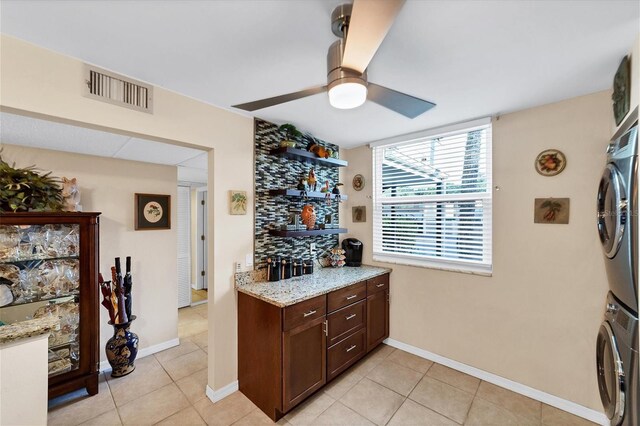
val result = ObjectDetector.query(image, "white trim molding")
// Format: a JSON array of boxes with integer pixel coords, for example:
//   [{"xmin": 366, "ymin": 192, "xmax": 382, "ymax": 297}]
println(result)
[
  {"xmin": 99, "ymin": 338, "xmax": 180, "ymax": 373},
  {"xmin": 384, "ymin": 338, "xmax": 609, "ymax": 426},
  {"xmin": 206, "ymin": 381, "xmax": 239, "ymax": 403}
]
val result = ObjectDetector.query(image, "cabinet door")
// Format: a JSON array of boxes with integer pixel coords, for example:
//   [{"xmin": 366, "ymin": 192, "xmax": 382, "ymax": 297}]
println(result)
[
  {"xmin": 366, "ymin": 290, "xmax": 389, "ymax": 352},
  {"xmin": 282, "ymin": 316, "xmax": 327, "ymax": 412}
]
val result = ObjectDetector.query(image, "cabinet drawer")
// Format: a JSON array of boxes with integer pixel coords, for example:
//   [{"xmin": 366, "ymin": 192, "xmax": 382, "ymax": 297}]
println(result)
[
  {"xmin": 283, "ymin": 295, "xmax": 326, "ymax": 332},
  {"xmin": 327, "ymin": 328, "xmax": 366, "ymax": 380},
  {"xmin": 327, "ymin": 282, "xmax": 366, "ymax": 312},
  {"xmin": 367, "ymin": 274, "xmax": 389, "ymax": 295},
  {"xmin": 327, "ymin": 300, "xmax": 366, "ymax": 346}
]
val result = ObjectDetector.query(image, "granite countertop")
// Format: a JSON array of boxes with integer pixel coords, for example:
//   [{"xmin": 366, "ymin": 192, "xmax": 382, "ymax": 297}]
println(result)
[
  {"xmin": 0, "ymin": 316, "xmax": 60, "ymax": 345},
  {"xmin": 235, "ymin": 265, "xmax": 391, "ymax": 307}
]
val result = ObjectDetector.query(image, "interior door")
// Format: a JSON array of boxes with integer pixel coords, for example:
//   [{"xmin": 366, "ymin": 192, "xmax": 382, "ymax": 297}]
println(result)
[
  {"xmin": 177, "ymin": 185, "xmax": 192, "ymax": 308},
  {"xmin": 597, "ymin": 164, "xmax": 627, "ymax": 258},
  {"xmin": 596, "ymin": 321, "xmax": 625, "ymax": 425}
]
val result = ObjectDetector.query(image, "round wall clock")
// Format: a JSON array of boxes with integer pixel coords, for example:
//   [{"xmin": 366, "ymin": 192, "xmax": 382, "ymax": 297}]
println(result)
[
  {"xmin": 535, "ymin": 149, "xmax": 566, "ymax": 176},
  {"xmin": 352, "ymin": 174, "xmax": 365, "ymax": 191}
]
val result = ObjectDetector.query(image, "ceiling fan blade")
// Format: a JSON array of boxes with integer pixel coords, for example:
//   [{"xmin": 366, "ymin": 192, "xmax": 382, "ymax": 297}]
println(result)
[
  {"xmin": 232, "ymin": 86, "xmax": 327, "ymax": 111},
  {"xmin": 341, "ymin": 0, "xmax": 405, "ymax": 74},
  {"xmin": 368, "ymin": 83, "xmax": 436, "ymax": 119}
]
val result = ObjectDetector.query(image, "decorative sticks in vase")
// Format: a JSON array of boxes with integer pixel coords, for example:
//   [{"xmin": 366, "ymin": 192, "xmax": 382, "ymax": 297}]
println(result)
[
  {"xmin": 99, "ymin": 256, "xmax": 133, "ymax": 325},
  {"xmin": 100, "ymin": 256, "xmax": 139, "ymax": 377}
]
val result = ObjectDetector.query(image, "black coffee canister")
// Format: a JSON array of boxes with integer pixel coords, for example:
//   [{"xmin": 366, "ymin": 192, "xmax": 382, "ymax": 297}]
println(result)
[
  {"xmin": 292, "ymin": 258, "xmax": 304, "ymax": 277},
  {"xmin": 267, "ymin": 257, "xmax": 281, "ymax": 282},
  {"xmin": 303, "ymin": 259, "xmax": 314, "ymax": 275},
  {"xmin": 281, "ymin": 258, "xmax": 293, "ymax": 280}
]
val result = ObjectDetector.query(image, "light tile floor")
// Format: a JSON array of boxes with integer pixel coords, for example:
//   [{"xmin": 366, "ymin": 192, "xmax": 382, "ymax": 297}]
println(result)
[{"xmin": 48, "ymin": 305, "xmax": 597, "ymax": 425}]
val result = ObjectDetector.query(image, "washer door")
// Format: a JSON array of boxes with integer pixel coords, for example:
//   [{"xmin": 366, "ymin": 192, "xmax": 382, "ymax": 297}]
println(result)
[
  {"xmin": 597, "ymin": 164, "xmax": 627, "ymax": 258},
  {"xmin": 596, "ymin": 321, "xmax": 626, "ymax": 425}
]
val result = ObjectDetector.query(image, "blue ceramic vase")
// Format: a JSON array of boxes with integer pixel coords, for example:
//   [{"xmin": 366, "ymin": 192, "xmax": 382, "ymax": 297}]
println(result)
[{"xmin": 105, "ymin": 315, "xmax": 139, "ymax": 377}]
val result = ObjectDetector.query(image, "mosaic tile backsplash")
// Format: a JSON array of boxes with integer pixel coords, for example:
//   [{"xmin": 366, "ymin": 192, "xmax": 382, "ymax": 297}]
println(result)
[{"xmin": 254, "ymin": 118, "xmax": 341, "ymax": 268}]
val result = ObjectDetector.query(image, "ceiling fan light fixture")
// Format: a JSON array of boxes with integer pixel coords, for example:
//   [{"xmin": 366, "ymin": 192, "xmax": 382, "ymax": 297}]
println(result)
[{"xmin": 328, "ymin": 80, "xmax": 367, "ymax": 109}]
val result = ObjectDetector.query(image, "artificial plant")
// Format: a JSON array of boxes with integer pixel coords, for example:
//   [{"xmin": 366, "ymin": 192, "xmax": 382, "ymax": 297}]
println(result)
[
  {"xmin": 0, "ymin": 150, "xmax": 65, "ymax": 212},
  {"xmin": 278, "ymin": 123, "xmax": 303, "ymax": 141}
]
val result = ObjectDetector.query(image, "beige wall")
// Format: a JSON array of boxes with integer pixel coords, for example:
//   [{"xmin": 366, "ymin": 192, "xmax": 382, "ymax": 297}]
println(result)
[
  {"xmin": 0, "ymin": 35, "xmax": 254, "ymax": 390},
  {"xmin": 342, "ymin": 91, "xmax": 611, "ymax": 410},
  {"xmin": 0, "ymin": 144, "xmax": 179, "ymax": 360}
]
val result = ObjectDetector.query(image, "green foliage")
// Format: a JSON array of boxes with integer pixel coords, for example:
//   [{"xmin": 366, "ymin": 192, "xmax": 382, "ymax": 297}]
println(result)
[
  {"xmin": 278, "ymin": 123, "xmax": 302, "ymax": 141},
  {"xmin": 0, "ymin": 150, "xmax": 64, "ymax": 212}
]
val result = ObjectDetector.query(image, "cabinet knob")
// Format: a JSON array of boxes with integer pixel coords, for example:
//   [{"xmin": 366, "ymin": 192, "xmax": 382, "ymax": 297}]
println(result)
[
  {"xmin": 346, "ymin": 344, "xmax": 357, "ymax": 353},
  {"xmin": 346, "ymin": 295, "xmax": 357, "ymax": 300},
  {"xmin": 345, "ymin": 314, "xmax": 357, "ymax": 320},
  {"xmin": 376, "ymin": 283, "xmax": 385, "ymax": 288},
  {"xmin": 303, "ymin": 310, "xmax": 317, "ymax": 317}
]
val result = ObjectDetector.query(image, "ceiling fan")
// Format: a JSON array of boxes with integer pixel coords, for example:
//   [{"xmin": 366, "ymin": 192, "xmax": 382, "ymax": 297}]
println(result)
[{"xmin": 232, "ymin": 0, "xmax": 436, "ymax": 119}]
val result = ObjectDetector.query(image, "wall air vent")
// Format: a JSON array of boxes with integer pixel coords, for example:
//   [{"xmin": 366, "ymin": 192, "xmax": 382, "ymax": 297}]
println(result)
[{"xmin": 83, "ymin": 65, "xmax": 153, "ymax": 113}]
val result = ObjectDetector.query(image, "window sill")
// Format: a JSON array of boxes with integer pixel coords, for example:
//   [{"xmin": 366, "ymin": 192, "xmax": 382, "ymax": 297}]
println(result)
[{"xmin": 372, "ymin": 254, "xmax": 492, "ymax": 277}]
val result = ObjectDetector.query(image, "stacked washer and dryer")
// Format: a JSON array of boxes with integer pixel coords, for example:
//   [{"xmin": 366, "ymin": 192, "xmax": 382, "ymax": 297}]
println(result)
[{"xmin": 596, "ymin": 123, "xmax": 639, "ymax": 426}]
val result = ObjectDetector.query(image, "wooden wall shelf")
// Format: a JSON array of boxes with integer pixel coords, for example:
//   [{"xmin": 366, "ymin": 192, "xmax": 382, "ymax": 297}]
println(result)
[
  {"xmin": 268, "ymin": 189, "xmax": 348, "ymax": 201},
  {"xmin": 268, "ymin": 228, "xmax": 348, "ymax": 237},
  {"xmin": 269, "ymin": 147, "xmax": 348, "ymax": 167}
]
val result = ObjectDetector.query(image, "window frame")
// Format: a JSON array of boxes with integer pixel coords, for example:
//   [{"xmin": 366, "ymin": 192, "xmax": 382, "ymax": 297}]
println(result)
[{"xmin": 371, "ymin": 118, "xmax": 493, "ymax": 276}]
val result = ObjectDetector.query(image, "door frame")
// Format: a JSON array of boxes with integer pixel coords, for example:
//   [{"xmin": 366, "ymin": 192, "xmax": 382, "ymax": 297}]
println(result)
[{"xmin": 196, "ymin": 186, "xmax": 208, "ymax": 294}]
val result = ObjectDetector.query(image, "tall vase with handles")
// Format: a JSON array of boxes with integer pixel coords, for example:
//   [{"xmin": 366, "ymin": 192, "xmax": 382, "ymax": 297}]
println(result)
[{"xmin": 105, "ymin": 315, "xmax": 139, "ymax": 377}]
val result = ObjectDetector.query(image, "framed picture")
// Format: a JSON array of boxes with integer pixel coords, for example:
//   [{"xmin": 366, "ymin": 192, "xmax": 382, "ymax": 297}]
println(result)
[
  {"xmin": 230, "ymin": 190, "xmax": 247, "ymax": 215},
  {"xmin": 135, "ymin": 193, "xmax": 171, "ymax": 230},
  {"xmin": 534, "ymin": 198, "xmax": 570, "ymax": 224},
  {"xmin": 535, "ymin": 149, "xmax": 566, "ymax": 176},
  {"xmin": 352, "ymin": 206, "xmax": 366, "ymax": 223},
  {"xmin": 352, "ymin": 174, "xmax": 365, "ymax": 191},
  {"xmin": 324, "ymin": 213, "xmax": 333, "ymax": 228}
]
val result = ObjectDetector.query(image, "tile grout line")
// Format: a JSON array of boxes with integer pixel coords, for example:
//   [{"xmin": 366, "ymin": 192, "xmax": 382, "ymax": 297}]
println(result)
[{"xmin": 97, "ymin": 373, "xmax": 126, "ymax": 426}]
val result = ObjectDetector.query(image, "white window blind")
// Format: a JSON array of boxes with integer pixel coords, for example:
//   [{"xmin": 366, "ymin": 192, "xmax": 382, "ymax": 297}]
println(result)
[{"xmin": 372, "ymin": 119, "xmax": 492, "ymax": 274}]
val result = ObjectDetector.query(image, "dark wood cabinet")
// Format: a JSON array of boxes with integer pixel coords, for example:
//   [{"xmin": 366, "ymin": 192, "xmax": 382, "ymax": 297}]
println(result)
[
  {"xmin": 0, "ymin": 212, "xmax": 101, "ymax": 398},
  {"xmin": 283, "ymin": 316, "xmax": 326, "ymax": 412},
  {"xmin": 366, "ymin": 288, "xmax": 390, "ymax": 353},
  {"xmin": 238, "ymin": 273, "xmax": 390, "ymax": 421}
]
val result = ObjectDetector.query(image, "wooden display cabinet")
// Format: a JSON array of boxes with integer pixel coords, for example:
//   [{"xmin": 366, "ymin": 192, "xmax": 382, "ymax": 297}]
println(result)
[{"xmin": 0, "ymin": 212, "xmax": 100, "ymax": 398}]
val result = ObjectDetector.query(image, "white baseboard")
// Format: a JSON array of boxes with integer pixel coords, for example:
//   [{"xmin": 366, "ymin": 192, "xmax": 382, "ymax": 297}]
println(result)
[
  {"xmin": 384, "ymin": 338, "xmax": 609, "ymax": 426},
  {"xmin": 99, "ymin": 338, "xmax": 180, "ymax": 373},
  {"xmin": 206, "ymin": 381, "xmax": 239, "ymax": 403}
]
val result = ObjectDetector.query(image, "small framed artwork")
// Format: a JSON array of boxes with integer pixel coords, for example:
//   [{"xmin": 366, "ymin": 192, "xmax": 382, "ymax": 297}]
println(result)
[
  {"xmin": 352, "ymin": 206, "xmax": 366, "ymax": 223},
  {"xmin": 287, "ymin": 211, "xmax": 300, "ymax": 230},
  {"xmin": 535, "ymin": 149, "xmax": 566, "ymax": 176},
  {"xmin": 135, "ymin": 193, "xmax": 171, "ymax": 230},
  {"xmin": 230, "ymin": 190, "xmax": 247, "ymax": 215},
  {"xmin": 324, "ymin": 213, "xmax": 334, "ymax": 228},
  {"xmin": 352, "ymin": 174, "xmax": 365, "ymax": 191},
  {"xmin": 534, "ymin": 198, "xmax": 570, "ymax": 224}
]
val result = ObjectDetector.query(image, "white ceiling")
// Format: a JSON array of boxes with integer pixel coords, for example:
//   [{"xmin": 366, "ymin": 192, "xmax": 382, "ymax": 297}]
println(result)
[
  {"xmin": 1, "ymin": 1, "xmax": 638, "ymax": 148},
  {"xmin": 0, "ymin": 112, "xmax": 209, "ymax": 184}
]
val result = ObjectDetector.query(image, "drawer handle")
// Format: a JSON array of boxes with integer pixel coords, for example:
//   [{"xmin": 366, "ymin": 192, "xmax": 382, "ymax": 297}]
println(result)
[
  {"xmin": 376, "ymin": 283, "xmax": 385, "ymax": 288},
  {"xmin": 346, "ymin": 295, "xmax": 357, "ymax": 300},
  {"xmin": 303, "ymin": 310, "xmax": 317, "ymax": 317},
  {"xmin": 346, "ymin": 344, "xmax": 357, "ymax": 353},
  {"xmin": 345, "ymin": 314, "xmax": 357, "ymax": 320}
]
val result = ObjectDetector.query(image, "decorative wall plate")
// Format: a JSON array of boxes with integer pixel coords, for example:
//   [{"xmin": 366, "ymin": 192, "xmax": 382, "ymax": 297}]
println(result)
[
  {"xmin": 535, "ymin": 149, "xmax": 566, "ymax": 176},
  {"xmin": 352, "ymin": 174, "xmax": 365, "ymax": 191}
]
